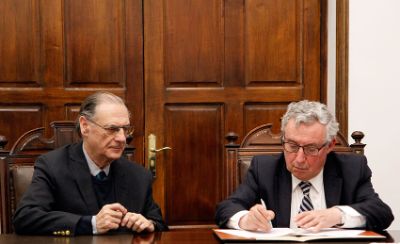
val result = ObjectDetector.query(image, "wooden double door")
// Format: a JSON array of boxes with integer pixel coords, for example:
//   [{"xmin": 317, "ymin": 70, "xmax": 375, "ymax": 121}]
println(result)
[{"xmin": 0, "ymin": 0, "xmax": 326, "ymax": 227}]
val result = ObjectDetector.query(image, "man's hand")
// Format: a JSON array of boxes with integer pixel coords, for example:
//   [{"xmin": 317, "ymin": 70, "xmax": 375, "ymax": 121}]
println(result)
[
  {"xmin": 294, "ymin": 207, "xmax": 342, "ymax": 231},
  {"xmin": 96, "ymin": 203, "xmax": 128, "ymax": 234},
  {"xmin": 121, "ymin": 212, "xmax": 155, "ymax": 233},
  {"xmin": 238, "ymin": 204, "xmax": 275, "ymax": 232}
]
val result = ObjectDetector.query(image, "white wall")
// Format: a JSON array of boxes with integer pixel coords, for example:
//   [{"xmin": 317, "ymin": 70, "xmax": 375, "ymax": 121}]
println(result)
[{"xmin": 348, "ymin": 0, "xmax": 400, "ymax": 230}]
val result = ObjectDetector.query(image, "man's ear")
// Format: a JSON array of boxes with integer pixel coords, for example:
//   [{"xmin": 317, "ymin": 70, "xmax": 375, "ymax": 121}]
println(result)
[
  {"xmin": 327, "ymin": 137, "xmax": 336, "ymax": 152},
  {"xmin": 79, "ymin": 116, "xmax": 89, "ymax": 135}
]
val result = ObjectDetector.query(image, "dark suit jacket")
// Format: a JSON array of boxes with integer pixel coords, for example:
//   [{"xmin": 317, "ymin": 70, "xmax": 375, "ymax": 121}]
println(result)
[
  {"xmin": 13, "ymin": 142, "xmax": 167, "ymax": 235},
  {"xmin": 215, "ymin": 152, "xmax": 394, "ymax": 231}
]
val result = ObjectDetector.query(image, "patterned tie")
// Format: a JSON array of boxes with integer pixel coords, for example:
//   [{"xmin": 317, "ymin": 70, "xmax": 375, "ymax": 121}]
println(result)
[
  {"xmin": 95, "ymin": 171, "xmax": 107, "ymax": 181},
  {"xmin": 299, "ymin": 181, "xmax": 314, "ymax": 212}
]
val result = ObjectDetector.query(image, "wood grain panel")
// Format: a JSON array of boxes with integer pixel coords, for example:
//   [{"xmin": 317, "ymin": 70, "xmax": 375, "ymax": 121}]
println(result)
[
  {"xmin": 303, "ymin": 0, "xmax": 321, "ymax": 100},
  {"xmin": 0, "ymin": 105, "xmax": 43, "ymax": 150},
  {"xmin": 65, "ymin": 104, "xmax": 81, "ymax": 121},
  {"xmin": 245, "ymin": 0, "xmax": 298, "ymax": 84},
  {"xmin": 165, "ymin": 0, "xmax": 222, "ymax": 86},
  {"xmin": 40, "ymin": 1, "xmax": 64, "ymax": 88},
  {"xmin": 244, "ymin": 103, "xmax": 289, "ymax": 135},
  {"xmin": 224, "ymin": 0, "xmax": 244, "ymax": 87},
  {"xmin": 0, "ymin": 0, "xmax": 39, "ymax": 86},
  {"xmin": 164, "ymin": 104, "xmax": 223, "ymax": 225},
  {"xmin": 64, "ymin": 0, "xmax": 125, "ymax": 86}
]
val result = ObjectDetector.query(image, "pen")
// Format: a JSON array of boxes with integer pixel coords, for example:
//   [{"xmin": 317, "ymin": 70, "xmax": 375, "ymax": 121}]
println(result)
[
  {"xmin": 260, "ymin": 199, "xmax": 273, "ymax": 226},
  {"xmin": 260, "ymin": 199, "xmax": 267, "ymax": 209}
]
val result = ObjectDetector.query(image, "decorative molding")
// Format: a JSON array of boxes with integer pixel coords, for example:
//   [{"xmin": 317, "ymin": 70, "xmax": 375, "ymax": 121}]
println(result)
[{"xmin": 336, "ymin": 0, "xmax": 349, "ymax": 138}]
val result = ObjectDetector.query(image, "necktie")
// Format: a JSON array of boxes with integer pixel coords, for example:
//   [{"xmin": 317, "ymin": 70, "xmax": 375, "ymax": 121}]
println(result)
[
  {"xmin": 96, "ymin": 171, "xmax": 107, "ymax": 181},
  {"xmin": 299, "ymin": 181, "xmax": 314, "ymax": 212}
]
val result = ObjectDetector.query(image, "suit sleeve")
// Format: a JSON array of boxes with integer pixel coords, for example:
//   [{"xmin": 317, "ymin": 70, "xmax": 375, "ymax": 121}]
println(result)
[
  {"xmin": 215, "ymin": 156, "xmax": 262, "ymax": 228},
  {"xmin": 142, "ymin": 170, "xmax": 168, "ymax": 231},
  {"xmin": 13, "ymin": 156, "xmax": 82, "ymax": 235},
  {"xmin": 347, "ymin": 156, "xmax": 394, "ymax": 230}
]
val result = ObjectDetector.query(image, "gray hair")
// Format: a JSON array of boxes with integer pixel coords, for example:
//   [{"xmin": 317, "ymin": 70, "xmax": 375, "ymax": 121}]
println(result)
[
  {"xmin": 76, "ymin": 91, "xmax": 129, "ymax": 136},
  {"xmin": 281, "ymin": 100, "xmax": 339, "ymax": 142}
]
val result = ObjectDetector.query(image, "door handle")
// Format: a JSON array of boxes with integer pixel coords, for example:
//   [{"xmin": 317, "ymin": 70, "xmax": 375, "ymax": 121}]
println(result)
[{"xmin": 148, "ymin": 134, "xmax": 171, "ymax": 178}]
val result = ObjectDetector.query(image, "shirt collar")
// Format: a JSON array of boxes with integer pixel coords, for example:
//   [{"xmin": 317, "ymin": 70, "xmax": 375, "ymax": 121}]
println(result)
[
  {"xmin": 292, "ymin": 168, "xmax": 324, "ymax": 193},
  {"xmin": 82, "ymin": 144, "xmax": 110, "ymax": 176}
]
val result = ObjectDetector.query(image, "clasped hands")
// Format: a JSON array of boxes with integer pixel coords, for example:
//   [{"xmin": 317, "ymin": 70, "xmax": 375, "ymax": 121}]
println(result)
[
  {"xmin": 96, "ymin": 203, "xmax": 155, "ymax": 234},
  {"xmin": 238, "ymin": 203, "xmax": 342, "ymax": 232}
]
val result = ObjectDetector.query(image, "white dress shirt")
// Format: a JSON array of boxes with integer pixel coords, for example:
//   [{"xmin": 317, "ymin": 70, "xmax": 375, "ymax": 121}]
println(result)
[
  {"xmin": 82, "ymin": 145, "xmax": 111, "ymax": 234},
  {"xmin": 227, "ymin": 169, "xmax": 366, "ymax": 229}
]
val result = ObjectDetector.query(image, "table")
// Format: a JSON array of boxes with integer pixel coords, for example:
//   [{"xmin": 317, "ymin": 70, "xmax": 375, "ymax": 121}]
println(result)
[{"xmin": 0, "ymin": 229, "xmax": 399, "ymax": 243}]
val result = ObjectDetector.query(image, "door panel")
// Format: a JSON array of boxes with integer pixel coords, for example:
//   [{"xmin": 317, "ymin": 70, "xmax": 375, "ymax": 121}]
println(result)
[
  {"xmin": 145, "ymin": 0, "xmax": 324, "ymax": 226},
  {"xmin": 165, "ymin": 0, "xmax": 222, "ymax": 85},
  {"xmin": 65, "ymin": 1, "xmax": 125, "ymax": 86},
  {"xmin": 165, "ymin": 105, "xmax": 223, "ymax": 225},
  {"xmin": 246, "ymin": 0, "xmax": 298, "ymax": 83},
  {"xmin": 0, "ymin": 0, "xmax": 144, "ymax": 164},
  {"xmin": 0, "ymin": 0, "xmax": 39, "ymax": 84},
  {"xmin": 1, "ymin": 0, "xmax": 325, "ymax": 229}
]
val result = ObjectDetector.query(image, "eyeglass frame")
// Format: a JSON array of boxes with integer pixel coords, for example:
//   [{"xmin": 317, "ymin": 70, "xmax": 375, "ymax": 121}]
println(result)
[
  {"xmin": 81, "ymin": 114, "xmax": 134, "ymax": 137},
  {"xmin": 281, "ymin": 138, "xmax": 329, "ymax": 156}
]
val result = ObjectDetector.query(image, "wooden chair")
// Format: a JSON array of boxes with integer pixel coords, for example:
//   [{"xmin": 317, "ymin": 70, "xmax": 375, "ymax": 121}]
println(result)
[
  {"xmin": 0, "ymin": 121, "xmax": 135, "ymax": 233},
  {"xmin": 224, "ymin": 123, "xmax": 366, "ymax": 195}
]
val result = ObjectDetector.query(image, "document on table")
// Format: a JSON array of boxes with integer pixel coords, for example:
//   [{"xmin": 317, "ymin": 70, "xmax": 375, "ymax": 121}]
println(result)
[{"xmin": 213, "ymin": 228, "xmax": 386, "ymax": 242}]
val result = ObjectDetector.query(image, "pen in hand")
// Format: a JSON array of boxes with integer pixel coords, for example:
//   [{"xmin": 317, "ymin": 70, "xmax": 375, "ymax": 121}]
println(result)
[{"xmin": 260, "ymin": 199, "xmax": 273, "ymax": 226}]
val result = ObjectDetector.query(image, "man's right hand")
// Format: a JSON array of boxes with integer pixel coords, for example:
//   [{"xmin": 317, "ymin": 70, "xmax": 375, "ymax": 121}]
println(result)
[
  {"xmin": 96, "ymin": 203, "xmax": 128, "ymax": 234},
  {"xmin": 238, "ymin": 204, "xmax": 275, "ymax": 232}
]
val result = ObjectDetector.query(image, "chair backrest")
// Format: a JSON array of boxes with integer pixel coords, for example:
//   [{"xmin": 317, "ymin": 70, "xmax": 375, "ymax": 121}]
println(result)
[
  {"xmin": 0, "ymin": 121, "xmax": 135, "ymax": 233},
  {"xmin": 224, "ymin": 123, "xmax": 366, "ymax": 194},
  {"xmin": 0, "ymin": 121, "xmax": 79, "ymax": 233}
]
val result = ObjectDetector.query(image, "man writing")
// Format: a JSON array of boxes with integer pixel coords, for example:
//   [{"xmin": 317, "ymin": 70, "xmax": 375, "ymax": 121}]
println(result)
[
  {"xmin": 216, "ymin": 100, "xmax": 393, "ymax": 232},
  {"xmin": 13, "ymin": 92, "xmax": 167, "ymax": 235}
]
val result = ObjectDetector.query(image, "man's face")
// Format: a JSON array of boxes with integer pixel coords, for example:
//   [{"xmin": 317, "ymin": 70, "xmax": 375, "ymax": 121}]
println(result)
[
  {"xmin": 283, "ymin": 119, "xmax": 335, "ymax": 181},
  {"xmin": 80, "ymin": 103, "xmax": 130, "ymax": 167}
]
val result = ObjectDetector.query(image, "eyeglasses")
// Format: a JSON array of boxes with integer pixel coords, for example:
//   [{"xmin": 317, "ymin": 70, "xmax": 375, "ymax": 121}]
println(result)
[
  {"xmin": 282, "ymin": 140, "xmax": 328, "ymax": 156},
  {"xmin": 84, "ymin": 116, "xmax": 134, "ymax": 137}
]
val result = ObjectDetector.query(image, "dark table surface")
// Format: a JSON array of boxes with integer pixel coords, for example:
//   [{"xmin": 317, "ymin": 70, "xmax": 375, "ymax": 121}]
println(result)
[{"xmin": 0, "ymin": 229, "xmax": 399, "ymax": 243}]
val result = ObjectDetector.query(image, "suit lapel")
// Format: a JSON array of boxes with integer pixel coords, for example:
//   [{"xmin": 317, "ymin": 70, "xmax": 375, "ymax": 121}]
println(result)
[
  {"xmin": 323, "ymin": 154, "xmax": 343, "ymax": 207},
  {"xmin": 68, "ymin": 142, "xmax": 99, "ymax": 213}
]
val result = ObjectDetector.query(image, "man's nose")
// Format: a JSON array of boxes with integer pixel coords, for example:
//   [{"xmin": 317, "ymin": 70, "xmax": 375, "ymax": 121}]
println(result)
[
  {"xmin": 114, "ymin": 128, "xmax": 127, "ymax": 142},
  {"xmin": 295, "ymin": 147, "xmax": 306, "ymax": 162}
]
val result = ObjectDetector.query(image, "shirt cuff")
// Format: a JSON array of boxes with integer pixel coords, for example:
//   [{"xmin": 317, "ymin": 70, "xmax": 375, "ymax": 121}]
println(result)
[
  {"xmin": 91, "ymin": 216, "xmax": 97, "ymax": 234},
  {"xmin": 335, "ymin": 206, "xmax": 366, "ymax": 228},
  {"xmin": 227, "ymin": 210, "xmax": 249, "ymax": 229}
]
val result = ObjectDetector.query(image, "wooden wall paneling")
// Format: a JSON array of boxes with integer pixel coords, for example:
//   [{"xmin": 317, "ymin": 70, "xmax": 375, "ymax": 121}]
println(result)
[
  {"xmin": 245, "ymin": 0, "xmax": 298, "ymax": 84},
  {"xmin": 320, "ymin": 0, "xmax": 328, "ymax": 104},
  {"xmin": 165, "ymin": 104, "xmax": 223, "ymax": 225},
  {"xmin": 165, "ymin": 0, "xmax": 222, "ymax": 86},
  {"xmin": 145, "ymin": 0, "xmax": 325, "ymax": 226},
  {"xmin": 125, "ymin": 0, "xmax": 145, "ymax": 163},
  {"xmin": 64, "ymin": 0, "xmax": 125, "ymax": 86},
  {"xmin": 41, "ymin": 0, "xmax": 63, "ymax": 87},
  {"xmin": 243, "ymin": 103, "xmax": 289, "ymax": 135},
  {"xmin": 144, "ymin": 0, "xmax": 166, "ymax": 217},
  {"xmin": 0, "ymin": 0, "xmax": 333, "ymax": 229},
  {"xmin": 0, "ymin": 0, "xmax": 40, "ymax": 86},
  {"xmin": 303, "ymin": 0, "xmax": 322, "ymax": 100},
  {"xmin": 65, "ymin": 105, "xmax": 81, "ymax": 121},
  {"xmin": 145, "ymin": 0, "xmax": 226, "ymax": 226},
  {"xmin": 0, "ymin": 105, "xmax": 43, "ymax": 150},
  {"xmin": 0, "ymin": 0, "xmax": 144, "ymax": 164},
  {"xmin": 224, "ymin": 0, "xmax": 244, "ymax": 87},
  {"xmin": 336, "ymin": 0, "xmax": 349, "ymax": 137}
]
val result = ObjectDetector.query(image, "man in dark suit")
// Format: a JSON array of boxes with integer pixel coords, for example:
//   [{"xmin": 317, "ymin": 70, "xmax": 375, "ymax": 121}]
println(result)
[
  {"xmin": 216, "ymin": 100, "xmax": 393, "ymax": 232},
  {"xmin": 13, "ymin": 92, "xmax": 167, "ymax": 235}
]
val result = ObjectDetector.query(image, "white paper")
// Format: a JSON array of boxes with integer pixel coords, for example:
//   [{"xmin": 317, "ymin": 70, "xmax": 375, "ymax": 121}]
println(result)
[{"xmin": 215, "ymin": 227, "xmax": 365, "ymax": 240}]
